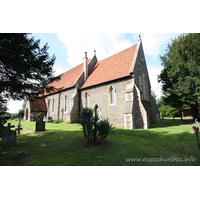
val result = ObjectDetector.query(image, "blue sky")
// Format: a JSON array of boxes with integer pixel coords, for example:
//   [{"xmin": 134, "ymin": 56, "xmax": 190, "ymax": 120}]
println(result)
[{"xmin": 7, "ymin": 33, "xmax": 181, "ymax": 113}]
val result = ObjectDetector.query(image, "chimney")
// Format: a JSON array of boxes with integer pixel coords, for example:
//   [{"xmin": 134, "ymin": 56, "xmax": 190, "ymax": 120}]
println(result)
[{"xmin": 83, "ymin": 52, "xmax": 88, "ymax": 81}]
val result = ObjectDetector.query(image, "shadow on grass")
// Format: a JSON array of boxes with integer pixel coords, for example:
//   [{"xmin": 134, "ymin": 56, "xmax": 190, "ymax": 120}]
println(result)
[
  {"xmin": 150, "ymin": 118, "xmax": 193, "ymax": 128},
  {"xmin": 1, "ymin": 121, "xmax": 200, "ymax": 166},
  {"xmin": 0, "ymin": 128, "xmax": 84, "ymax": 166}
]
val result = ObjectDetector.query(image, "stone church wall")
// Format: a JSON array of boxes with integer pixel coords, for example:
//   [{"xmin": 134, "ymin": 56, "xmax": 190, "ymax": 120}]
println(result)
[
  {"xmin": 80, "ymin": 77, "xmax": 132, "ymax": 128},
  {"xmin": 44, "ymin": 87, "xmax": 79, "ymax": 122},
  {"xmin": 149, "ymin": 95, "xmax": 160, "ymax": 124},
  {"xmin": 132, "ymin": 86, "xmax": 149, "ymax": 129},
  {"xmin": 23, "ymin": 101, "xmax": 31, "ymax": 121},
  {"xmin": 45, "ymin": 92, "xmax": 60, "ymax": 120}
]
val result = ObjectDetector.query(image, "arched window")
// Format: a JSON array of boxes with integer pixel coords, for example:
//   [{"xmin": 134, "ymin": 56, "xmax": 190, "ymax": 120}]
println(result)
[
  {"xmin": 52, "ymin": 99, "xmax": 55, "ymax": 112},
  {"xmin": 146, "ymin": 78, "xmax": 149, "ymax": 102},
  {"xmin": 109, "ymin": 86, "xmax": 115, "ymax": 105},
  {"xmin": 85, "ymin": 92, "xmax": 89, "ymax": 108},
  {"xmin": 142, "ymin": 70, "xmax": 146, "ymax": 100},
  {"xmin": 47, "ymin": 99, "xmax": 50, "ymax": 115},
  {"xmin": 65, "ymin": 96, "xmax": 67, "ymax": 112},
  {"xmin": 94, "ymin": 105, "xmax": 100, "ymax": 117},
  {"xmin": 139, "ymin": 70, "xmax": 142, "ymax": 90}
]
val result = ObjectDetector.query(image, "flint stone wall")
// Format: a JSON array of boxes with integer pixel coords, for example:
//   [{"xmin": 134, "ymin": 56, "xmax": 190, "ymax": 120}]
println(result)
[
  {"xmin": 80, "ymin": 77, "xmax": 133, "ymax": 128},
  {"xmin": 45, "ymin": 87, "xmax": 79, "ymax": 122}
]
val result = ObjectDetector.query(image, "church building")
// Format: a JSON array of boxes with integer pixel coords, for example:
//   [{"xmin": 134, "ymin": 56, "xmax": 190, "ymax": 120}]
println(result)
[{"xmin": 24, "ymin": 38, "xmax": 160, "ymax": 129}]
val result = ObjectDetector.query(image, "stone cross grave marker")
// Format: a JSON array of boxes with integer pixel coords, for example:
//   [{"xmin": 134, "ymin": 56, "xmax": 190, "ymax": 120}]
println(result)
[
  {"xmin": 15, "ymin": 117, "xmax": 23, "ymax": 135},
  {"xmin": 35, "ymin": 113, "xmax": 46, "ymax": 132},
  {"xmin": 1, "ymin": 123, "xmax": 17, "ymax": 148}
]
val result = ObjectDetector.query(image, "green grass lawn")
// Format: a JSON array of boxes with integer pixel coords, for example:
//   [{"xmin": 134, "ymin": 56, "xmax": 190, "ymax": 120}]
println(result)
[{"xmin": 0, "ymin": 117, "xmax": 200, "ymax": 166}]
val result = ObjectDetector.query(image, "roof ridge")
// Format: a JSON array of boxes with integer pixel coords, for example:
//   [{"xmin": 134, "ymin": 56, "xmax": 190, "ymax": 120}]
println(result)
[
  {"xmin": 81, "ymin": 43, "xmax": 137, "ymax": 89},
  {"xmin": 97, "ymin": 43, "xmax": 137, "ymax": 63},
  {"xmin": 59, "ymin": 57, "xmax": 92, "ymax": 77}
]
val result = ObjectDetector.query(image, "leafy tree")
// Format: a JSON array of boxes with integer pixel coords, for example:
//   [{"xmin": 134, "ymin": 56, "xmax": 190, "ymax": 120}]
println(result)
[
  {"xmin": 151, "ymin": 89, "xmax": 158, "ymax": 105},
  {"xmin": 16, "ymin": 101, "xmax": 26, "ymax": 118},
  {"xmin": 158, "ymin": 33, "xmax": 200, "ymax": 121},
  {"xmin": 0, "ymin": 33, "xmax": 60, "ymax": 102},
  {"xmin": 78, "ymin": 108, "xmax": 115, "ymax": 145},
  {"xmin": 151, "ymin": 90, "xmax": 157, "ymax": 100},
  {"xmin": 157, "ymin": 97, "xmax": 179, "ymax": 119},
  {"xmin": 17, "ymin": 109, "xmax": 24, "ymax": 118},
  {"xmin": 0, "ymin": 98, "xmax": 7, "ymax": 115}
]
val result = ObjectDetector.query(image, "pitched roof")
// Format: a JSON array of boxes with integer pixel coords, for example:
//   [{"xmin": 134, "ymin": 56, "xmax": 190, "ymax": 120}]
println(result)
[
  {"xmin": 31, "ymin": 98, "xmax": 47, "ymax": 112},
  {"xmin": 42, "ymin": 62, "xmax": 84, "ymax": 96},
  {"xmin": 81, "ymin": 44, "xmax": 137, "ymax": 89}
]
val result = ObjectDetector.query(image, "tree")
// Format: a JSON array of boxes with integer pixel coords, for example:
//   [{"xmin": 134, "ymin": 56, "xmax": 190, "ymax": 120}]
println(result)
[
  {"xmin": 151, "ymin": 89, "xmax": 158, "ymax": 105},
  {"xmin": 0, "ymin": 33, "xmax": 60, "ymax": 102},
  {"xmin": 0, "ymin": 98, "xmax": 7, "ymax": 115},
  {"xmin": 158, "ymin": 33, "xmax": 200, "ymax": 121},
  {"xmin": 151, "ymin": 90, "xmax": 157, "ymax": 100},
  {"xmin": 157, "ymin": 98, "xmax": 176, "ymax": 119},
  {"xmin": 17, "ymin": 101, "xmax": 26, "ymax": 118}
]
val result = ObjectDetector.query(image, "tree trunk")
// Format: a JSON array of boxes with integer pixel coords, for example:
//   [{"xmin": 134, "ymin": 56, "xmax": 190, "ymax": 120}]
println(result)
[
  {"xmin": 83, "ymin": 126, "xmax": 87, "ymax": 140},
  {"xmin": 180, "ymin": 109, "xmax": 183, "ymax": 120},
  {"xmin": 195, "ymin": 128, "xmax": 200, "ymax": 149},
  {"xmin": 190, "ymin": 103, "xmax": 200, "ymax": 121}
]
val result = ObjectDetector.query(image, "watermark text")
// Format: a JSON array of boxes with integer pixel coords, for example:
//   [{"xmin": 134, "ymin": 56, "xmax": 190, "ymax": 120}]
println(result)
[{"xmin": 125, "ymin": 156, "xmax": 196, "ymax": 162}]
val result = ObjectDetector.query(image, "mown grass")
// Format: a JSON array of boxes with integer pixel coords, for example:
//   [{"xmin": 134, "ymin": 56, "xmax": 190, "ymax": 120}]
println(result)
[{"xmin": 0, "ymin": 117, "xmax": 200, "ymax": 166}]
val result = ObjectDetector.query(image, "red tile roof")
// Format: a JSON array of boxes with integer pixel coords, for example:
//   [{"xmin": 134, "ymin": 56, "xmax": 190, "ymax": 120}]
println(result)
[
  {"xmin": 81, "ymin": 44, "xmax": 137, "ymax": 89},
  {"xmin": 42, "ymin": 62, "xmax": 84, "ymax": 96},
  {"xmin": 31, "ymin": 98, "xmax": 47, "ymax": 112}
]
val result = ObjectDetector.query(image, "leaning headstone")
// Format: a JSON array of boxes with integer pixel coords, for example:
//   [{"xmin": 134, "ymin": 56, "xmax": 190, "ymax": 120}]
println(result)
[
  {"xmin": 1, "ymin": 123, "xmax": 17, "ymax": 148},
  {"xmin": 15, "ymin": 117, "xmax": 23, "ymax": 135},
  {"xmin": 35, "ymin": 113, "xmax": 46, "ymax": 132},
  {"xmin": 13, "ymin": 151, "xmax": 28, "ymax": 160}
]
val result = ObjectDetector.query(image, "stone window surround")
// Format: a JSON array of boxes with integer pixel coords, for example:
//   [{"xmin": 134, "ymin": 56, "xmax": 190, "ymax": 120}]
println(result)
[
  {"xmin": 94, "ymin": 104, "xmax": 101, "ymax": 118},
  {"xmin": 52, "ymin": 99, "xmax": 55, "ymax": 113},
  {"xmin": 84, "ymin": 91, "xmax": 89, "ymax": 108},
  {"xmin": 108, "ymin": 85, "xmax": 116, "ymax": 106},
  {"xmin": 65, "ymin": 95, "xmax": 67, "ymax": 113}
]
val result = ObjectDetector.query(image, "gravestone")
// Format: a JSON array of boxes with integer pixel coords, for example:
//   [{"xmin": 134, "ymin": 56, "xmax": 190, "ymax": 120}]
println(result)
[
  {"xmin": 13, "ymin": 151, "xmax": 28, "ymax": 160},
  {"xmin": 35, "ymin": 113, "xmax": 46, "ymax": 132},
  {"xmin": 15, "ymin": 117, "xmax": 23, "ymax": 135},
  {"xmin": 1, "ymin": 123, "xmax": 17, "ymax": 148}
]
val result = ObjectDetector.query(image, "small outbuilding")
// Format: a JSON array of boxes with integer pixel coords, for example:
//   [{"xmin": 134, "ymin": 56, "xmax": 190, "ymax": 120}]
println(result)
[{"xmin": 23, "ymin": 98, "xmax": 47, "ymax": 121}]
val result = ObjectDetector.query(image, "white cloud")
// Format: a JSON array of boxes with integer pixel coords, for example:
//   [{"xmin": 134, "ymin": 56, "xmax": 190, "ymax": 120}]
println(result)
[
  {"xmin": 7, "ymin": 100, "xmax": 24, "ymax": 114},
  {"xmin": 147, "ymin": 65, "xmax": 163, "ymax": 99},
  {"xmin": 141, "ymin": 33, "xmax": 179, "ymax": 57},
  {"xmin": 53, "ymin": 65, "xmax": 65, "ymax": 76},
  {"xmin": 57, "ymin": 33, "xmax": 133, "ymax": 67}
]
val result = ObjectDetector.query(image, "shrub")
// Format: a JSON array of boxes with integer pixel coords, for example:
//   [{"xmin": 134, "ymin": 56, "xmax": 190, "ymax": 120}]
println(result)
[
  {"xmin": 52, "ymin": 119, "xmax": 64, "ymax": 124},
  {"xmin": 78, "ymin": 108, "xmax": 115, "ymax": 144}
]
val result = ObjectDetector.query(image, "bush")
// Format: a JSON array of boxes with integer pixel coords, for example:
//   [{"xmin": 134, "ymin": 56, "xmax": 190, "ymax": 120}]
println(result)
[
  {"xmin": 52, "ymin": 119, "xmax": 64, "ymax": 124},
  {"xmin": 78, "ymin": 108, "xmax": 115, "ymax": 144}
]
